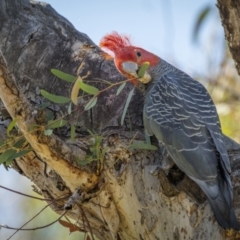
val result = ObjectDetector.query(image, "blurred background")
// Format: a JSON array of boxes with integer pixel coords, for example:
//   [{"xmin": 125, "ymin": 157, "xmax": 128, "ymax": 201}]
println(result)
[{"xmin": 1, "ymin": 0, "xmax": 240, "ymax": 239}]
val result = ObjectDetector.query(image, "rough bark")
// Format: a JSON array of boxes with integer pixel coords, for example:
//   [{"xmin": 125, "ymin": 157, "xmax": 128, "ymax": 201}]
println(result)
[
  {"xmin": 0, "ymin": 0, "xmax": 240, "ymax": 239},
  {"xmin": 217, "ymin": 0, "xmax": 240, "ymax": 76}
]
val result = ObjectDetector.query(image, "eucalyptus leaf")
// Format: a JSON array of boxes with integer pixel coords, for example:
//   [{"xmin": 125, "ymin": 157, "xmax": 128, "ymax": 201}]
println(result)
[
  {"xmin": 87, "ymin": 129, "xmax": 95, "ymax": 137},
  {"xmin": 46, "ymin": 111, "xmax": 54, "ymax": 122},
  {"xmin": 41, "ymin": 90, "xmax": 70, "ymax": 104},
  {"xmin": 78, "ymin": 78, "xmax": 99, "ymax": 95},
  {"xmin": 89, "ymin": 147, "xmax": 95, "ymax": 153},
  {"xmin": 128, "ymin": 141, "xmax": 158, "ymax": 151},
  {"xmin": 71, "ymin": 78, "xmax": 81, "ymax": 105},
  {"xmin": 5, "ymin": 149, "xmax": 31, "ymax": 164},
  {"xmin": 48, "ymin": 119, "xmax": 67, "ymax": 129},
  {"xmin": 44, "ymin": 129, "xmax": 53, "ymax": 136},
  {"xmin": 138, "ymin": 62, "xmax": 150, "ymax": 78},
  {"xmin": 7, "ymin": 118, "xmax": 18, "ymax": 136},
  {"xmin": 101, "ymin": 148, "xmax": 108, "ymax": 158},
  {"xmin": 145, "ymin": 132, "xmax": 151, "ymax": 145},
  {"xmin": 193, "ymin": 6, "xmax": 212, "ymax": 43},
  {"xmin": 0, "ymin": 149, "xmax": 17, "ymax": 164},
  {"xmin": 84, "ymin": 97, "xmax": 97, "ymax": 111},
  {"xmin": 37, "ymin": 102, "xmax": 50, "ymax": 109},
  {"xmin": 67, "ymin": 103, "xmax": 72, "ymax": 114},
  {"xmin": 76, "ymin": 156, "xmax": 92, "ymax": 165},
  {"xmin": 13, "ymin": 137, "xmax": 26, "ymax": 149},
  {"xmin": 51, "ymin": 69, "xmax": 76, "ymax": 83},
  {"xmin": 116, "ymin": 82, "xmax": 126, "ymax": 96},
  {"xmin": 121, "ymin": 88, "xmax": 135, "ymax": 125}
]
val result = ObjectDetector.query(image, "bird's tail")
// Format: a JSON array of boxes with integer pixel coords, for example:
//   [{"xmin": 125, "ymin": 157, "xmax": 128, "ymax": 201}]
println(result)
[
  {"xmin": 194, "ymin": 177, "xmax": 240, "ymax": 230},
  {"xmin": 207, "ymin": 192, "xmax": 240, "ymax": 230}
]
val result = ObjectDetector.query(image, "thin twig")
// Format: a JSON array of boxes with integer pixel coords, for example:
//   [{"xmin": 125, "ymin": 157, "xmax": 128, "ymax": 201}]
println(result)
[
  {"xmin": 6, "ymin": 196, "xmax": 68, "ymax": 239},
  {"xmin": 1, "ymin": 211, "xmax": 67, "ymax": 235},
  {"xmin": 0, "ymin": 185, "xmax": 52, "ymax": 201},
  {"xmin": 78, "ymin": 205, "xmax": 95, "ymax": 240}
]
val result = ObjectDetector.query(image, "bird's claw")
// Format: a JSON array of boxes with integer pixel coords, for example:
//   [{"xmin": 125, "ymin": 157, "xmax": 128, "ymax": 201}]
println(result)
[{"xmin": 150, "ymin": 165, "xmax": 162, "ymax": 176}]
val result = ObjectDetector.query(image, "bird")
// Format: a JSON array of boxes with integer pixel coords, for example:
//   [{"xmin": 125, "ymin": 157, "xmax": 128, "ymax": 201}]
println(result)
[{"xmin": 99, "ymin": 31, "xmax": 240, "ymax": 230}]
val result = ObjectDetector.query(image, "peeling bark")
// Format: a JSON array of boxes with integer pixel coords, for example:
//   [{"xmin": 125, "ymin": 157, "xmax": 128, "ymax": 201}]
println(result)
[{"xmin": 0, "ymin": 0, "xmax": 240, "ymax": 239}]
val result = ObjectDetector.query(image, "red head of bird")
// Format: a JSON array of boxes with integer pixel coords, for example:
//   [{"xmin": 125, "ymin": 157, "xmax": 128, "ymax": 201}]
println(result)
[{"xmin": 100, "ymin": 32, "xmax": 160, "ymax": 85}]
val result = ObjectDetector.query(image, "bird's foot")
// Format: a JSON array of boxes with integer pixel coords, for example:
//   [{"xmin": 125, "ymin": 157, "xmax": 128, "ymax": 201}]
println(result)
[
  {"xmin": 150, "ymin": 165, "xmax": 163, "ymax": 176},
  {"xmin": 157, "ymin": 142, "xmax": 175, "ymax": 173},
  {"xmin": 150, "ymin": 154, "xmax": 175, "ymax": 176},
  {"xmin": 161, "ymin": 156, "xmax": 175, "ymax": 171},
  {"xmin": 150, "ymin": 163, "xmax": 172, "ymax": 176}
]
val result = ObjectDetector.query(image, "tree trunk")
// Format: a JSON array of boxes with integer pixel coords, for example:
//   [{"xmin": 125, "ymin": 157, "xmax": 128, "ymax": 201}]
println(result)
[
  {"xmin": 0, "ymin": 0, "xmax": 240, "ymax": 239},
  {"xmin": 217, "ymin": 0, "xmax": 240, "ymax": 76}
]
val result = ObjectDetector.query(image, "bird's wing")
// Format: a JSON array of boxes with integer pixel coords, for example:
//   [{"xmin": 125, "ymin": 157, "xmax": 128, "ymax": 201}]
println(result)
[{"xmin": 143, "ymin": 70, "xmax": 231, "ymax": 182}]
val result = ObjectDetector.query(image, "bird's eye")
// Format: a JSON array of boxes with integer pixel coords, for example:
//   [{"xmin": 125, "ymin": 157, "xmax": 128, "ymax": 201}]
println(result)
[{"xmin": 136, "ymin": 51, "xmax": 141, "ymax": 57}]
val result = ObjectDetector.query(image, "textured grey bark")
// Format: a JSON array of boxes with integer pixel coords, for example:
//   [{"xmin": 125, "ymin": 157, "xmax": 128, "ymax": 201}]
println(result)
[
  {"xmin": 217, "ymin": 0, "xmax": 240, "ymax": 76},
  {"xmin": 0, "ymin": 0, "xmax": 240, "ymax": 239}
]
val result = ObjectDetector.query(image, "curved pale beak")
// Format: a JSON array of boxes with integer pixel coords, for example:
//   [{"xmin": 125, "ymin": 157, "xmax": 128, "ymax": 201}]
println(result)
[{"xmin": 122, "ymin": 62, "xmax": 151, "ymax": 84}]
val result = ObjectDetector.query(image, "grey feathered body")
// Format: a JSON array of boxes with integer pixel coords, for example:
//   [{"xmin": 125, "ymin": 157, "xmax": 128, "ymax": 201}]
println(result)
[{"xmin": 144, "ymin": 60, "xmax": 239, "ymax": 229}]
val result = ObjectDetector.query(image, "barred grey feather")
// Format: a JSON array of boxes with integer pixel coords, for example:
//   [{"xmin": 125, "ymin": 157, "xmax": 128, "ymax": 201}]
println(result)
[{"xmin": 144, "ymin": 59, "xmax": 239, "ymax": 230}]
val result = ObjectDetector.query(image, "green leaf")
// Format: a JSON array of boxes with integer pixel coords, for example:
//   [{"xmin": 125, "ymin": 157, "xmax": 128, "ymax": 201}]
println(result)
[
  {"xmin": 192, "ymin": 5, "xmax": 212, "ymax": 43},
  {"xmin": 84, "ymin": 97, "xmax": 97, "ymax": 111},
  {"xmin": 37, "ymin": 102, "xmax": 50, "ymax": 109},
  {"xmin": 67, "ymin": 103, "xmax": 72, "ymax": 114},
  {"xmin": 46, "ymin": 111, "xmax": 54, "ymax": 122},
  {"xmin": 95, "ymin": 135, "xmax": 103, "ymax": 144},
  {"xmin": 121, "ymin": 88, "xmax": 135, "ymax": 125},
  {"xmin": 101, "ymin": 147, "xmax": 108, "ymax": 158},
  {"xmin": 76, "ymin": 156, "xmax": 92, "ymax": 165},
  {"xmin": 7, "ymin": 118, "xmax": 18, "ymax": 137},
  {"xmin": 116, "ymin": 82, "xmax": 126, "ymax": 96},
  {"xmin": 0, "ymin": 149, "xmax": 17, "ymax": 164},
  {"xmin": 13, "ymin": 137, "xmax": 26, "ymax": 149},
  {"xmin": 40, "ymin": 90, "xmax": 70, "ymax": 104},
  {"xmin": 47, "ymin": 119, "xmax": 67, "ymax": 129},
  {"xmin": 128, "ymin": 141, "xmax": 158, "ymax": 151},
  {"xmin": 4, "ymin": 161, "xmax": 12, "ymax": 167},
  {"xmin": 78, "ymin": 78, "xmax": 99, "ymax": 95},
  {"xmin": 5, "ymin": 149, "xmax": 31, "ymax": 165},
  {"xmin": 70, "ymin": 124, "xmax": 76, "ymax": 140},
  {"xmin": 89, "ymin": 146, "xmax": 95, "ymax": 153},
  {"xmin": 145, "ymin": 132, "xmax": 151, "ymax": 145},
  {"xmin": 138, "ymin": 62, "xmax": 150, "ymax": 78},
  {"xmin": 87, "ymin": 129, "xmax": 95, "ymax": 136},
  {"xmin": 71, "ymin": 78, "xmax": 81, "ymax": 105},
  {"xmin": 51, "ymin": 69, "xmax": 76, "ymax": 83},
  {"xmin": 44, "ymin": 129, "xmax": 53, "ymax": 136}
]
